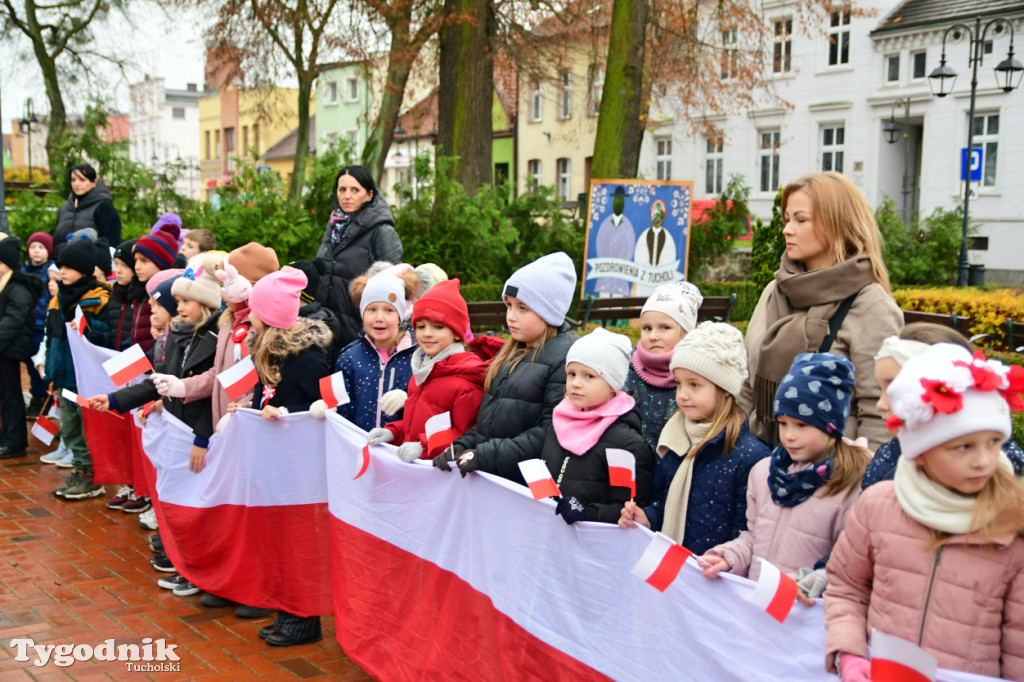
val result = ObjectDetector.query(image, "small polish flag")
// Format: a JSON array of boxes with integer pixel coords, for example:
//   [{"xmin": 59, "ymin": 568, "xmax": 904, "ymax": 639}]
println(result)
[
  {"xmin": 425, "ymin": 412, "xmax": 453, "ymax": 454},
  {"xmin": 319, "ymin": 372, "xmax": 350, "ymax": 409},
  {"xmin": 217, "ymin": 356, "xmax": 260, "ymax": 402},
  {"xmin": 102, "ymin": 344, "xmax": 153, "ymax": 387},
  {"xmin": 748, "ymin": 558, "xmax": 799, "ymax": 624},
  {"xmin": 142, "ymin": 401, "xmax": 157, "ymax": 417},
  {"xmin": 354, "ymin": 443, "xmax": 371, "ymax": 480},
  {"xmin": 870, "ymin": 629, "xmax": 937, "ymax": 682},
  {"xmin": 31, "ymin": 415, "xmax": 60, "ymax": 446},
  {"xmin": 606, "ymin": 448, "xmax": 636, "ymax": 499},
  {"xmin": 517, "ymin": 459, "xmax": 561, "ymax": 500},
  {"xmin": 630, "ymin": 532, "xmax": 693, "ymax": 592},
  {"xmin": 74, "ymin": 305, "xmax": 88, "ymax": 337},
  {"xmin": 61, "ymin": 389, "xmax": 90, "ymax": 408}
]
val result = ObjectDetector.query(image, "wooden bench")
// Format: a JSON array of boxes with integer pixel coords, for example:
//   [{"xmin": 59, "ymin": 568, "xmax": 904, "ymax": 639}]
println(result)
[
  {"xmin": 575, "ymin": 293, "xmax": 737, "ymax": 329},
  {"xmin": 1004, "ymin": 318, "xmax": 1024, "ymax": 353},
  {"xmin": 901, "ymin": 309, "xmax": 984, "ymax": 344},
  {"xmin": 467, "ymin": 300, "xmax": 511, "ymax": 333}
]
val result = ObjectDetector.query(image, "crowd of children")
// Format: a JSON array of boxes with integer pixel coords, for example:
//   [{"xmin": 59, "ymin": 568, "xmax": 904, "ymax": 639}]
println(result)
[{"xmin": 2, "ymin": 168, "xmax": 1024, "ymax": 679}]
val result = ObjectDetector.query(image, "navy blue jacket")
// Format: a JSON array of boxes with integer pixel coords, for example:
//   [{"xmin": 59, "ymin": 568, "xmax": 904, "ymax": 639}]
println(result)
[
  {"xmin": 623, "ymin": 362, "xmax": 676, "ymax": 452},
  {"xmin": 334, "ymin": 330, "xmax": 415, "ymax": 432},
  {"xmin": 21, "ymin": 259, "xmax": 52, "ymax": 333},
  {"xmin": 643, "ymin": 422, "xmax": 770, "ymax": 555},
  {"xmin": 254, "ymin": 345, "xmax": 330, "ymax": 413},
  {"xmin": 861, "ymin": 436, "xmax": 1024, "ymax": 490}
]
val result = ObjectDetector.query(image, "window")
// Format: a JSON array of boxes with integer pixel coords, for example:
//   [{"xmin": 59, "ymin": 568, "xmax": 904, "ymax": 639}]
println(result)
[
  {"xmin": 325, "ymin": 80, "xmax": 339, "ymax": 105},
  {"xmin": 655, "ymin": 138, "xmax": 672, "ymax": 181},
  {"xmin": 214, "ymin": 129, "xmax": 220, "ymax": 159},
  {"xmin": 530, "ymin": 80, "xmax": 543, "ymax": 122},
  {"xmin": 885, "ymin": 54, "xmax": 900, "ymax": 82},
  {"xmin": 827, "ymin": 10, "xmax": 850, "ymax": 66},
  {"xmin": 912, "ymin": 50, "xmax": 927, "ymax": 79},
  {"xmin": 324, "ymin": 131, "xmax": 338, "ymax": 145},
  {"xmin": 345, "ymin": 129, "xmax": 358, "ymax": 149},
  {"xmin": 759, "ymin": 130, "xmax": 781, "ymax": 192},
  {"xmin": 526, "ymin": 159, "xmax": 541, "ymax": 190},
  {"xmin": 558, "ymin": 71, "xmax": 572, "ymax": 120},
  {"xmin": 224, "ymin": 127, "xmax": 235, "ymax": 154},
  {"xmin": 721, "ymin": 29, "xmax": 739, "ymax": 80},
  {"xmin": 252, "ymin": 124, "xmax": 260, "ymax": 156},
  {"xmin": 242, "ymin": 126, "xmax": 249, "ymax": 155},
  {"xmin": 588, "ymin": 67, "xmax": 604, "ymax": 116},
  {"xmin": 205, "ymin": 131, "xmax": 211, "ymax": 160},
  {"xmin": 345, "ymin": 77, "xmax": 359, "ymax": 102},
  {"xmin": 705, "ymin": 137, "xmax": 723, "ymax": 194},
  {"xmin": 972, "ymin": 113, "xmax": 999, "ymax": 186},
  {"xmin": 172, "ymin": 107, "xmax": 185, "ymax": 120},
  {"xmin": 821, "ymin": 125, "xmax": 845, "ymax": 173},
  {"xmin": 773, "ymin": 18, "xmax": 792, "ymax": 74},
  {"xmin": 557, "ymin": 158, "xmax": 571, "ymax": 199}
]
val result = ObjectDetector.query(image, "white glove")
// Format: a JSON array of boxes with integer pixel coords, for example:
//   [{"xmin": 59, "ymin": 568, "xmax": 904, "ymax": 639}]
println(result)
[
  {"xmin": 152, "ymin": 373, "xmax": 187, "ymax": 398},
  {"xmin": 215, "ymin": 413, "xmax": 231, "ymax": 433},
  {"xmin": 796, "ymin": 567, "xmax": 829, "ymax": 599},
  {"xmin": 310, "ymin": 399, "xmax": 328, "ymax": 419},
  {"xmin": 367, "ymin": 428, "xmax": 394, "ymax": 445},
  {"xmin": 397, "ymin": 441, "xmax": 423, "ymax": 462},
  {"xmin": 379, "ymin": 389, "xmax": 408, "ymax": 416}
]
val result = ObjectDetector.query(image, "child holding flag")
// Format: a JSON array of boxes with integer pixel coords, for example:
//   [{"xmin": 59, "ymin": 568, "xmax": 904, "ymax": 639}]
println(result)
[
  {"xmin": 21, "ymin": 232, "xmax": 53, "ymax": 416},
  {"xmin": 619, "ymin": 322, "xmax": 769, "ymax": 554},
  {"xmin": 538, "ymin": 328, "xmax": 653, "ymax": 525},
  {"xmin": 824, "ymin": 343, "xmax": 1024, "ymax": 680},
  {"xmin": 367, "ymin": 279, "xmax": 488, "ymax": 461}
]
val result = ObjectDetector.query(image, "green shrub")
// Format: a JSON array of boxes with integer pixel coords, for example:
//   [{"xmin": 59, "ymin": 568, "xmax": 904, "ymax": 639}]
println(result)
[
  {"xmin": 694, "ymin": 281, "xmax": 760, "ymax": 322},
  {"xmin": 877, "ymin": 199, "xmax": 964, "ymax": 287},
  {"xmin": 688, "ymin": 175, "xmax": 751, "ymax": 281},
  {"xmin": 749, "ymin": 189, "xmax": 785, "ymax": 294}
]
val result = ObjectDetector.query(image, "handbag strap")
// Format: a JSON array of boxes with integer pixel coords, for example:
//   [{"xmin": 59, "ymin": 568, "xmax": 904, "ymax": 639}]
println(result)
[{"xmin": 818, "ymin": 292, "xmax": 859, "ymax": 353}]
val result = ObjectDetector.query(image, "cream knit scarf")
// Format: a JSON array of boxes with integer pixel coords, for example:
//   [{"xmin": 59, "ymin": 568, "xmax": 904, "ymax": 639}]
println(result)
[
  {"xmin": 411, "ymin": 342, "xmax": 465, "ymax": 385},
  {"xmin": 659, "ymin": 413, "xmax": 714, "ymax": 544}
]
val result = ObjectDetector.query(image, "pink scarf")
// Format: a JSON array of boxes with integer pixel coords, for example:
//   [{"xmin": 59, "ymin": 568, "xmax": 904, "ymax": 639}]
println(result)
[
  {"xmin": 631, "ymin": 344, "xmax": 675, "ymax": 388},
  {"xmin": 552, "ymin": 392, "xmax": 636, "ymax": 455}
]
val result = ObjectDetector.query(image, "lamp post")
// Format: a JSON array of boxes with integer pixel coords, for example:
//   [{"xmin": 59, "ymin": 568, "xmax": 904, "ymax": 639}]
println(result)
[
  {"xmin": 18, "ymin": 99, "xmax": 40, "ymax": 182},
  {"xmin": 0, "ymin": 69, "xmax": 9, "ymax": 234},
  {"xmin": 928, "ymin": 15, "xmax": 1023, "ymax": 287},
  {"xmin": 882, "ymin": 97, "xmax": 912, "ymax": 224}
]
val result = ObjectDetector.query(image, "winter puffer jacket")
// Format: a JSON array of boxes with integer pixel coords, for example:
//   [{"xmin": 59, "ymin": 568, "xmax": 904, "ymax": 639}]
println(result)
[
  {"xmin": 44, "ymin": 278, "xmax": 111, "ymax": 389},
  {"xmin": 624, "ymin": 362, "xmax": 676, "ymax": 453},
  {"xmin": 862, "ymin": 436, "xmax": 1024, "ymax": 490},
  {"xmin": 53, "ymin": 180, "xmax": 122, "ymax": 259},
  {"xmin": 314, "ymin": 194, "xmax": 403, "ymax": 349},
  {"xmin": 0, "ymin": 271, "xmax": 46, "ymax": 361},
  {"xmin": 455, "ymin": 324, "xmax": 578, "ymax": 484},
  {"xmin": 706, "ymin": 455, "xmax": 859, "ymax": 580},
  {"xmin": 106, "ymin": 280, "xmax": 153, "ymax": 352},
  {"xmin": 252, "ymin": 318, "xmax": 333, "ymax": 413},
  {"xmin": 299, "ymin": 300, "xmax": 343, "ymax": 365},
  {"xmin": 21, "ymin": 259, "xmax": 52, "ymax": 332},
  {"xmin": 384, "ymin": 350, "xmax": 488, "ymax": 458},
  {"xmin": 540, "ymin": 406, "xmax": 654, "ymax": 523},
  {"xmin": 824, "ymin": 481, "xmax": 1024, "ymax": 680},
  {"xmin": 335, "ymin": 330, "xmax": 416, "ymax": 432}
]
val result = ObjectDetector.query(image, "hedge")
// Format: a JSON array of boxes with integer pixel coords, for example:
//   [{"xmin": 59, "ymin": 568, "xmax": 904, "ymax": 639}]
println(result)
[{"xmin": 892, "ymin": 287, "xmax": 1024, "ymax": 350}]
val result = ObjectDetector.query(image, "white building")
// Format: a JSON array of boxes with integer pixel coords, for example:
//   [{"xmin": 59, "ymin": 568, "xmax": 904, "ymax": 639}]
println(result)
[
  {"xmin": 637, "ymin": 0, "xmax": 1024, "ymax": 284},
  {"xmin": 129, "ymin": 77, "xmax": 203, "ymax": 199}
]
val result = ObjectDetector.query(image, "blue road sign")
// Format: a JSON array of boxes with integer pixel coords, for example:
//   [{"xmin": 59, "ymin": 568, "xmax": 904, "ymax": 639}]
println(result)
[{"xmin": 961, "ymin": 147, "xmax": 983, "ymax": 182}]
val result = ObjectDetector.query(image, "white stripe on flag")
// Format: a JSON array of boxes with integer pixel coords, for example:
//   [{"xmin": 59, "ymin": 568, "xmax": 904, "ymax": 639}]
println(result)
[
  {"xmin": 319, "ymin": 372, "xmax": 350, "ymax": 409},
  {"xmin": 425, "ymin": 412, "xmax": 451, "ymax": 438},
  {"xmin": 217, "ymin": 356, "xmax": 259, "ymax": 402}
]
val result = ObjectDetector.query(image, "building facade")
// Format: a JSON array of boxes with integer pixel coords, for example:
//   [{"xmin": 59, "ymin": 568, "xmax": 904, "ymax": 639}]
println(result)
[{"xmin": 129, "ymin": 77, "xmax": 203, "ymax": 198}]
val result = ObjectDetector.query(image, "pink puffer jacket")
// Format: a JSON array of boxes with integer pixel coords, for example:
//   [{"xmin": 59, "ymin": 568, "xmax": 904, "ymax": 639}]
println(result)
[
  {"xmin": 706, "ymin": 457, "xmax": 859, "ymax": 580},
  {"xmin": 824, "ymin": 481, "xmax": 1024, "ymax": 680}
]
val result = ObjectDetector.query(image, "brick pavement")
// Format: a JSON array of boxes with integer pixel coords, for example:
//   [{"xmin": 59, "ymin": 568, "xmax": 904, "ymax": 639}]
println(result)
[{"xmin": 0, "ymin": 387, "xmax": 375, "ymax": 680}]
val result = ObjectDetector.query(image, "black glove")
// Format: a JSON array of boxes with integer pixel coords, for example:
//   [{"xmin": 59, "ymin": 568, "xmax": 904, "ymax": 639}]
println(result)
[
  {"xmin": 555, "ymin": 496, "xmax": 587, "ymax": 525},
  {"xmin": 456, "ymin": 449, "xmax": 480, "ymax": 478},
  {"xmin": 432, "ymin": 445, "xmax": 457, "ymax": 472}
]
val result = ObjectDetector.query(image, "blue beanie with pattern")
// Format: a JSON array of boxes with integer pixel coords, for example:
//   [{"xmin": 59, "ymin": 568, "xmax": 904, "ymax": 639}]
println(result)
[{"xmin": 773, "ymin": 352, "xmax": 856, "ymax": 437}]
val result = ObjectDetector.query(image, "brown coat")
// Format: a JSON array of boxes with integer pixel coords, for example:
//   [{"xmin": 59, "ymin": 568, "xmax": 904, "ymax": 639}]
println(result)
[{"xmin": 824, "ymin": 481, "xmax": 1024, "ymax": 680}]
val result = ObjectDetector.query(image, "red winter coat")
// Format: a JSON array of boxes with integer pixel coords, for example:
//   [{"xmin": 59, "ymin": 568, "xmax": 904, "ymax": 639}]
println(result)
[{"xmin": 384, "ymin": 350, "xmax": 488, "ymax": 458}]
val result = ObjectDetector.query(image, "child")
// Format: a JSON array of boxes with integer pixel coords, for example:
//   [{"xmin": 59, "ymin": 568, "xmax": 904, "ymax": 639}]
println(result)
[
  {"xmin": 367, "ymin": 279, "xmax": 488, "ymax": 462},
  {"xmin": 0, "ymin": 236, "xmax": 46, "ymax": 458},
  {"xmin": 180, "ymin": 229, "xmax": 216, "ymax": 260},
  {"xmin": 624, "ymin": 281, "xmax": 703, "ymax": 451},
  {"xmin": 825, "ymin": 343, "xmax": 1024, "ymax": 680},
  {"xmin": 133, "ymin": 224, "xmax": 180, "ymax": 293},
  {"xmin": 105, "ymin": 238, "xmax": 140, "ymax": 351},
  {"xmin": 619, "ymin": 322, "xmax": 770, "ymax": 554},
  {"xmin": 541, "ymin": 328, "xmax": 654, "ymax": 524},
  {"xmin": 37, "ymin": 266, "xmax": 75, "ymax": 467},
  {"xmin": 45, "ymin": 238, "xmax": 111, "ymax": 499},
  {"xmin": 21, "ymin": 232, "xmax": 53, "ymax": 416},
  {"xmin": 697, "ymin": 353, "xmax": 868, "ymax": 591},
  {"xmin": 146, "ymin": 268, "xmax": 185, "ymax": 347},
  {"xmin": 314, "ymin": 270, "xmax": 421, "ymax": 429},
  {"xmin": 437, "ymin": 252, "xmax": 579, "ymax": 481}
]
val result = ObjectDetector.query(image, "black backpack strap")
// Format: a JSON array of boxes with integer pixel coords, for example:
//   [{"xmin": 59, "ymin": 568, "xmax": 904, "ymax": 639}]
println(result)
[{"xmin": 818, "ymin": 292, "xmax": 859, "ymax": 353}]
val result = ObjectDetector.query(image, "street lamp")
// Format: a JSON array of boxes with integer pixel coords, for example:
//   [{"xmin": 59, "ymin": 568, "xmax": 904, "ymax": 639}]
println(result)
[
  {"xmin": 883, "ymin": 97, "xmax": 912, "ymax": 224},
  {"xmin": 18, "ymin": 99, "xmax": 40, "ymax": 182},
  {"xmin": 928, "ymin": 15, "xmax": 1023, "ymax": 286}
]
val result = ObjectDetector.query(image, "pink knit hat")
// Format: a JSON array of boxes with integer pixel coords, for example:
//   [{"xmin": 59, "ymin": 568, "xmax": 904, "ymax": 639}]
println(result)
[
  {"xmin": 249, "ymin": 268, "xmax": 308, "ymax": 329},
  {"xmin": 145, "ymin": 268, "xmax": 186, "ymax": 296}
]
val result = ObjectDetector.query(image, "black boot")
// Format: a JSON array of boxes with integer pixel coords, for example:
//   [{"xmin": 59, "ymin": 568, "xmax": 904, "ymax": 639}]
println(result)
[{"xmin": 264, "ymin": 612, "xmax": 322, "ymax": 646}]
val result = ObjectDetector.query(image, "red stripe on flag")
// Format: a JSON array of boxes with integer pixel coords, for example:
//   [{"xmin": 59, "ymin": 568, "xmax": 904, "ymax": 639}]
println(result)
[
  {"xmin": 426, "ymin": 428, "xmax": 452, "ymax": 455},
  {"xmin": 224, "ymin": 366, "xmax": 259, "ymax": 402},
  {"xmin": 109, "ymin": 354, "xmax": 153, "ymax": 386},
  {"xmin": 354, "ymin": 444, "xmax": 371, "ymax": 479},
  {"xmin": 870, "ymin": 660, "xmax": 933, "ymax": 682},
  {"xmin": 319, "ymin": 375, "xmax": 338, "ymax": 409},
  {"xmin": 646, "ymin": 544, "xmax": 692, "ymax": 592},
  {"xmin": 608, "ymin": 466, "xmax": 635, "ymax": 498},
  {"xmin": 765, "ymin": 572, "xmax": 799, "ymax": 624},
  {"xmin": 526, "ymin": 478, "xmax": 560, "ymax": 500},
  {"xmin": 82, "ymin": 408, "xmax": 137, "ymax": 485}
]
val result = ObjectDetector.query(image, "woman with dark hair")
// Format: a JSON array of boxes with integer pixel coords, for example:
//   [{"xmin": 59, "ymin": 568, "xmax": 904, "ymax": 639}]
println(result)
[
  {"xmin": 314, "ymin": 165, "xmax": 403, "ymax": 349},
  {"xmin": 53, "ymin": 163, "xmax": 122, "ymax": 259}
]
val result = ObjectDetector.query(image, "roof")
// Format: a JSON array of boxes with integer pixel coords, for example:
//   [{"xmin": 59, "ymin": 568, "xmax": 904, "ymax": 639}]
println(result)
[
  {"xmin": 263, "ymin": 119, "xmax": 317, "ymax": 159},
  {"xmin": 875, "ymin": 0, "xmax": 1024, "ymax": 34}
]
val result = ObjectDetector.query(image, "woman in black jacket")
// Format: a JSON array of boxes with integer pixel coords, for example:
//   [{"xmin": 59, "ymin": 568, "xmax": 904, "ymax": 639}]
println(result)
[
  {"xmin": 53, "ymin": 164, "xmax": 122, "ymax": 259},
  {"xmin": 314, "ymin": 165, "xmax": 402, "ymax": 349}
]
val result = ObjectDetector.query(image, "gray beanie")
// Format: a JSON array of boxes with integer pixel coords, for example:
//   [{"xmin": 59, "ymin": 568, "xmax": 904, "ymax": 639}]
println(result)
[
  {"xmin": 641, "ymin": 281, "xmax": 703, "ymax": 332},
  {"xmin": 503, "ymin": 252, "xmax": 577, "ymax": 327},
  {"xmin": 360, "ymin": 272, "xmax": 407, "ymax": 320},
  {"xmin": 565, "ymin": 327, "xmax": 633, "ymax": 392},
  {"xmin": 669, "ymin": 321, "xmax": 748, "ymax": 398}
]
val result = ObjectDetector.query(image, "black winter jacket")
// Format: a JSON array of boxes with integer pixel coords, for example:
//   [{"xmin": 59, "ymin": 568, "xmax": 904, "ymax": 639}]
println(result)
[
  {"xmin": 298, "ymin": 300, "xmax": 342, "ymax": 365},
  {"xmin": 53, "ymin": 180, "xmax": 122, "ymax": 259},
  {"xmin": 252, "ymin": 319, "xmax": 332, "ymax": 413},
  {"xmin": 108, "ymin": 314, "xmax": 219, "ymax": 446},
  {"xmin": 540, "ymin": 406, "xmax": 654, "ymax": 523},
  {"xmin": 0, "ymin": 271, "xmax": 46, "ymax": 361},
  {"xmin": 455, "ymin": 324, "xmax": 578, "ymax": 484},
  {"xmin": 314, "ymin": 193, "xmax": 403, "ymax": 348}
]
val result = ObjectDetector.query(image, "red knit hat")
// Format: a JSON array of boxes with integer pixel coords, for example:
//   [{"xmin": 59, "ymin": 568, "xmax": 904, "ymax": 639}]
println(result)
[
  {"xmin": 411, "ymin": 278, "xmax": 469, "ymax": 339},
  {"xmin": 133, "ymin": 224, "xmax": 180, "ymax": 270},
  {"xmin": 27, "ymin": 232, "xmax": 53, "ymax": 258}
]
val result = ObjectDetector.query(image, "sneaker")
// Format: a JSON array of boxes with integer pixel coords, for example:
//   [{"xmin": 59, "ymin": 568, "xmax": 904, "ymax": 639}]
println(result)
[
  {"xmin": 52, "ymin": 471, "xmax": 82, "ymax": 498},
  {"xmin": 139, "ymin": 508, "xmax": 158, "ymax": 530},
  {"xmin": 149, "ymin": 533, "xmax": 163, "ymax": 554},
  {"xmin": 55, "ymin": 451, "xmax": 74, "ymax": 468},
  {"xmin": 157, "ymin": 573, "xmax": 187, "ymax": 590},
  {"xmin": 122, "ymin": 495, "xmax": 151, "ymax": 513},
  {"xmin": 200, "ymin": 593, "xmax": 236, "ymax": 608},
  {"xmin": 106, "ymin": 486, "xmax": 133, "ymax": 509},
  {"xmin": 40, "ymin": 450, "xmax": 67, "ymax": 464},
  {"xmin": 62, "ymin": 473, "xmax": 105, "ymax": 500},
  {"xmin": 172, "ymin": 579, "xmax": 201, "ymax": 597},
  {"xmin": 150, "ymin": 554, "xmax": 176, "ymax": 572}
]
